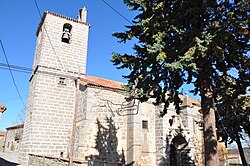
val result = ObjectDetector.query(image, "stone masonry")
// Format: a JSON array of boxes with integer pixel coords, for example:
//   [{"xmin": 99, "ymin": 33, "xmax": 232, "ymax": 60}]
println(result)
[
  {"xmin": 4, "ymin": 124, "xmax": 24, "ymax": 153},
  {"xmin": 19, "ymin": 9, "xmax": 89, "ymax": 165},
  {"xmin": 74, "ymin": 76, "xmax": 204, "ymax": 166},
  {"xmin": 19, "ymin": 8, "xmax": 204, "ymax": 166}
]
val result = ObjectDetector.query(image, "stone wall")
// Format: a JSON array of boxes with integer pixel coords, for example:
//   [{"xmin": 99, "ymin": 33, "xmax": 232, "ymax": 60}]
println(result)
[
  {"xmin": 0, "ymin": 135, "xmax": 5, "ymax": 151},
  {"xmin": 4, "ymin": 126, "xmax": 23, "ymax": 152},
  {"xmin": 77, "ymin": 85, "xmax": 145, "ymax": 164},
  {"xmin": 33, "ymin": 12, "xmax": 89, "ymax": 73},
  {"xmin": 75, "ymin": 85, "xmax": 205, "ymax": 166},
  {"xmin": 139, "ymin": 99, "xmax": 157, "ymax": 166},
  {"xmin": 76, "ymin": 85, "xmax": 129, "ymax": 162},
  {"xmin": 19, "ymin": 10, "xmax": 89, "ymax": 166},
  {"xmin": 28, "ymin": 154, "xmax": 87, "ymax": 166},
  {"xmin": 19, "ymin": 8, "xmax": 205, "ymax": 166}
]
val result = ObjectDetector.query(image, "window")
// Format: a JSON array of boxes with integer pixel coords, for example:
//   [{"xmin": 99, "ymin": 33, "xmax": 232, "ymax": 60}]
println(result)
[
  {"xmin": 61, "ymin": 23, "xmax": 72, "ymax": 43},
  {"xmin": 142, "ymin": 120, "xmax": 148, "ymax": 129},
  {"xmin": 15, "ymin": 133, "xmax": 20, "ymax": 140},
  {"xmin": 59, "ymin": 77, "xmax": 66, "ymax": 85}
]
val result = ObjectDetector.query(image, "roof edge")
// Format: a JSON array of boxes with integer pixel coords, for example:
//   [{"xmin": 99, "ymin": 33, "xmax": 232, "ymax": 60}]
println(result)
[
  {"xmin": 6, "ymin": 124, "xmax": 24, "ymax": 130},
  {"xmin": 80, "ymin": 75, "xmax": 200, "ymax": 106},
  {"xmin": 80, "ymin": 75, "xmax": 125, "ymax": 91},
  {"xmin": 36, "ymin": 11, "xmax": 90, "ymax": 36}
]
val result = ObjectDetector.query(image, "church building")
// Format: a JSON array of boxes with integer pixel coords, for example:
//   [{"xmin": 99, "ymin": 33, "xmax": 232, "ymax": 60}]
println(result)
[{"xmin": 19, "ymin": 8, "xmax": 204, "ymax": 166}]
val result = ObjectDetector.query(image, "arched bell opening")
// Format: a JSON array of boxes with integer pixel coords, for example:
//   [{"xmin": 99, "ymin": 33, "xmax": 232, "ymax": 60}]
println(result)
[{"xmin": 61, "ymin": 23, "xmax": 72, "ymax": 43}]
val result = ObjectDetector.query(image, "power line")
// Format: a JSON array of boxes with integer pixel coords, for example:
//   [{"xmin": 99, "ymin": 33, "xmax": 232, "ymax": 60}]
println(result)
[
  {"xmin": 0, "ymin": 63, "xmax": 32, "ymax": 71},
  {"xmin": 0, "ymin": 66, "xmax": 31, "ymax": 74},
  {"xmin": 102, "ymin": 0, "xmax": 134, "ymax": 25},
  {"xmin": 0, "ymin": 62, "xmax": 32, "ymax": 74},
  {"xmin": 34, "ymin": 0, "xmax": 64, "ymax": 70},
  {"xmin": 0, "ymin": 40, "xmax": 26, "ymax": 108},
  {"xmin": 34, "ymin": 0, "xmax": 43, "ymax": 18},
  {"xmin": 0, "ymin": 94, "xmax": 28, "ymax": 103}
]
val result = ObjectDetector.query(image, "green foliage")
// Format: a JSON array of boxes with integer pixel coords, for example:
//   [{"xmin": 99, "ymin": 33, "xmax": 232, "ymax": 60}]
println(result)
[
  {"xmin": 215, "ymin": 75, "xmax": 249, "ymax": 164},
  {"xmin": 215, "ymin": 75, "xmax": 250, "ymax": 143},
  {"xmin": 112, "ymin": 1, "xmax": 249, "ymax": 164},
  {"xmin": 111, "ymin": 0, "xmax": 249, "ymax": 115}
]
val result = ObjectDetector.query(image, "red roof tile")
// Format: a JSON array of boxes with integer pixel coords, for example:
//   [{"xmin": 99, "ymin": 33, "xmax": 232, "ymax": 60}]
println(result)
[
  {"xmin": 6, "ymin": 124, "xmax": 24, "ymax": 130},
  {"xmin": 80, "ymin": 75, "xmax": 200, "ymax": 106},
  {"xmin": 80, "ymin": 75, "xmax": 125, "ymax": 91},
  {"xmin": 0, "ymin": 132, "xmax": 5, "ymax": 137},
  {"xmin": 179, "ymin": 95, "xmax": 201, "ymax": 106}
]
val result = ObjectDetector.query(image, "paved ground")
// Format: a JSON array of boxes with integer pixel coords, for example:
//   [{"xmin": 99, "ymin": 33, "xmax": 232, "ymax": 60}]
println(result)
[{"xmin": 0, "ymin": 151, "xmax": 21, "ymax": 166}]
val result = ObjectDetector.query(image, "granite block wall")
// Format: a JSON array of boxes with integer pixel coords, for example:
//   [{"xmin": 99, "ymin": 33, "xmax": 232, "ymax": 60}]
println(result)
[{"xmin": 19, "ymin": 11, "xmax": 89, "ymax": 165}]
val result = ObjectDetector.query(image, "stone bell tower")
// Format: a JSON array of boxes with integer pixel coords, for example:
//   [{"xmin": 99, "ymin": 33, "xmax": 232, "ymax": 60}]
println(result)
[{"xmin": 19, "ymin": 8, "xmax": 90, "ymax": 165}]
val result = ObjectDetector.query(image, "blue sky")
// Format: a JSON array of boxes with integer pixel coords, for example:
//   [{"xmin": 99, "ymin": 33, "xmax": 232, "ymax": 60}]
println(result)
[{"xmin": 0, "ymin": 0, "xmax": 198, "ymax": 131}]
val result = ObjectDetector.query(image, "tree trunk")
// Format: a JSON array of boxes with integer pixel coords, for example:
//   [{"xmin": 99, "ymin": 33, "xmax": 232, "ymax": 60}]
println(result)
[
  {"xmin": 200, "ymin": 76, "xmax": 219, "ymax": 166},
  {"xmin": 235, "ymin": 134, "xmax": 248, "ymax": 166}
]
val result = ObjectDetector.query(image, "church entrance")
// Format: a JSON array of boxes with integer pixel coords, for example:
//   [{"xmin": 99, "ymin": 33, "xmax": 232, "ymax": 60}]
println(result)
[
  {"xmin": 170, "ymin": 134, "xmax": 191, "ymax": 166},
  {"xmin": 170, "ymin": 143, "xmax": 178, "ymax": 166}
]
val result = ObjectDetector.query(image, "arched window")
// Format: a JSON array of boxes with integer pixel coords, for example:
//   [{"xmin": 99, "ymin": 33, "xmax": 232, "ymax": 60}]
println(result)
[
  {"xmin": 61, "ymin": 23, "xmax": 72, "ymax": 43},
  {"xmin": 170, "ymin": 134, "xmax": 190, "ymax": 166}
]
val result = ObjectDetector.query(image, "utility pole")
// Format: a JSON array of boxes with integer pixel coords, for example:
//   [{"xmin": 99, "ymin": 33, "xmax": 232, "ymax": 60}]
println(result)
[{"xmin": 69, "ymin": 77, "xmax": 80, "ymax": 166}]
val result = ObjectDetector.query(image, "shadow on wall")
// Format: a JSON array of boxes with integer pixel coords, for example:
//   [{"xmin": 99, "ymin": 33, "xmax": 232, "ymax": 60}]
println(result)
[
  {"xmin": 87, "ymin": 117, "xmax": 126, "ymax": 166},
  {"xmin": 0, "ymin": 157, "xmax": 20, "ymax": 166}
]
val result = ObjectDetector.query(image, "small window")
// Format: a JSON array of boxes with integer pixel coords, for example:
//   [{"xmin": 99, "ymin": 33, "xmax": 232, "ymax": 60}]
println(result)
[
  {"xmin": 59, "ymin": 77, "xmax": 66, "ymax": 85},
  {"xmin": 61, "ymin": 23, "xmax": 72, "ymax": 43},
  {"xmin": 142, "ymin": 120, "xmax": 148, "ymax": 129}
]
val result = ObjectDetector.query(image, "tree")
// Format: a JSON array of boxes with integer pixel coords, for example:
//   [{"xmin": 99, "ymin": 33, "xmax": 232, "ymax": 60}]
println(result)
[
  {"xmin": 215, "ymin": 76, "xmax": 250, "ymax": 166},
  {"xmin": 111, "ymin": 0, "xmax": 249, "ymax": 165}
]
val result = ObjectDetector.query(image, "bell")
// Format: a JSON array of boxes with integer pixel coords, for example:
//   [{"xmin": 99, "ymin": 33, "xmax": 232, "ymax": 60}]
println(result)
[{"xmin": 62, "ymin": 29, "xmax": 70, "ymax": 43}]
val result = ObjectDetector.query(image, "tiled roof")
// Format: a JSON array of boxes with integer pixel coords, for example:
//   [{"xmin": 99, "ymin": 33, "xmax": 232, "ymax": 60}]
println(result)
[
  {"xmin": 80, "ymin": 75, "xmax": 201, "ymax": 106},
  {"xmin": 6, "ymin": 124, "xmax": 24, "ymax": 130},
  {"xmin": 80, "ymin": 75, "xmax": 125, "ymax": 91},
  {"xmin": 179, "ymin": 95, "xmax": 201, "ymax": 107},
  {"xmin": 0, "ymin": 104, "xmax": 7, "ymax": 113},
  {"xmin": 0, "ymin": 132, "xmax": 5, "ymax": 137},
  {"xmin": 36, "ymin": 11, "xmax": 90, "ymax": 36}
]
